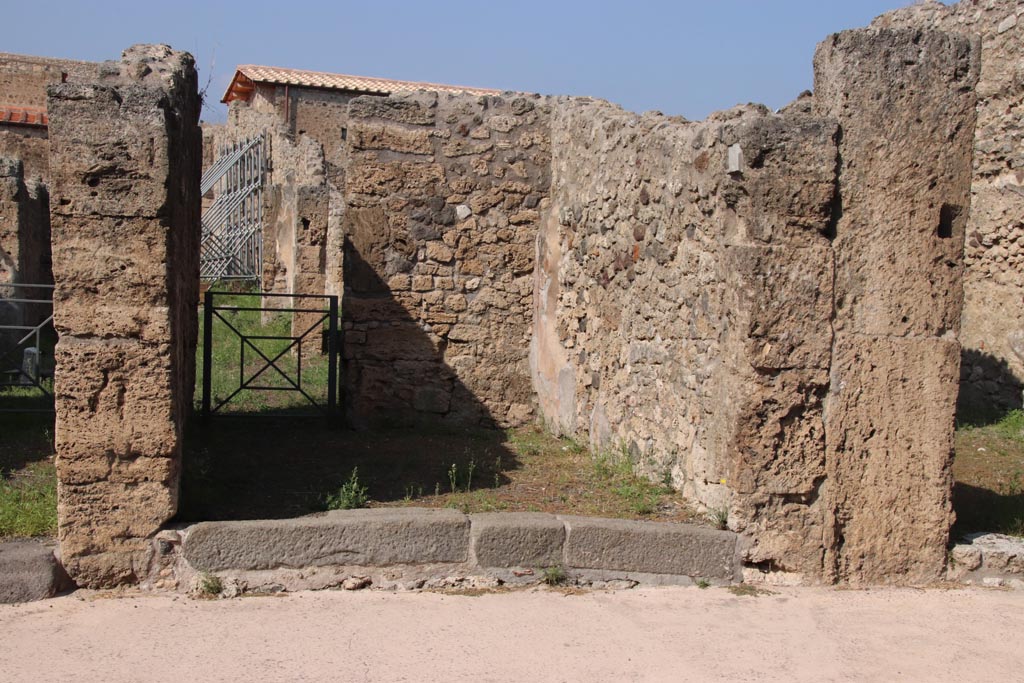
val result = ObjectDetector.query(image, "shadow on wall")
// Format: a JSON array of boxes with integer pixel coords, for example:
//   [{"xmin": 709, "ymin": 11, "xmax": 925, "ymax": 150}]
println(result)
[
  {"xmin": 341, "ymin": 237, "xmax": 501, "ymax": 429},
  {"xmin": 958, "ymin": 348, "xmax": 1024, "ymax": 427},
  {"xmin": 177, "ymin": 244, "xmax": 520, "ymax": 522}
]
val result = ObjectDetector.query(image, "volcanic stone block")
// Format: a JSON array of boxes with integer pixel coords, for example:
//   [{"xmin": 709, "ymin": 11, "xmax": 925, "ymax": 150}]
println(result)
[
  {"xmin": 0, "ymin": 541, "xmax": 70, "ymax": 604},
  {"xmin": 560, "ymin": 516, "xmax": 738, "ymax": 579},
  {"xmin": 183, "ymin": 508, "xmax": 470, "ymax": 571},
  {"xmin": 470, "ymin": 512, "xmax": 565, "ymax": 568},
  {"xmin": 724, "ymin": 244, "xmax": 834, "ymax": 371}
]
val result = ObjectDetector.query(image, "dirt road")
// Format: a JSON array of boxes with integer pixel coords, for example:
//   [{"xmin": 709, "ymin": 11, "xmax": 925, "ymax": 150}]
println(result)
[{"xmin": 2, "ymin": 586, "xmax": 1021, "ymax": 682}]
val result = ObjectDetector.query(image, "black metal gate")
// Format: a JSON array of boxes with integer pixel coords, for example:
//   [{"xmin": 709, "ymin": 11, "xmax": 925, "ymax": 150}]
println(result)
[{"xmin": 200, "ymin": 290, "xmax": 339, "ymax": 421}]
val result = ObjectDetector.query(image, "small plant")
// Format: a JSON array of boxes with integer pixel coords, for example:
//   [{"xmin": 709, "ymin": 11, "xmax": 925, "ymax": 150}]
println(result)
[
  {"xmin": 494, "ymin": 455, "xmax": 502, "ymax": 488},
  {"xmin": 326, "ymin": 467, "xmax": 369, "ymax": 510},
  {"xmin": 434, "ymin": 482, "xmax": 441, "ymax": 498},
  {"xmin": 403, "ymin": 484, "xmax": 423, "ymax": 503},
  {"xmin": 465, "ymin": 459, "xmax": 476, "ymax": 493},
  {"xmin": 197, "ymin": 572, "xmax": 223, "ymax": 597},
  {"xmin": 708, "ymin": 507, "xmax": 729, "ymax": 530},
  {"xmin": 696, "ymin": 578, "xmax": 710, "ymax": 589},
  {"xmin": 448, "ymin": 463, "xmax": 459, "ymax": 494},
  {"xmin": 542, "ymin": 565, "xmax": 567, "ymax": 586}
]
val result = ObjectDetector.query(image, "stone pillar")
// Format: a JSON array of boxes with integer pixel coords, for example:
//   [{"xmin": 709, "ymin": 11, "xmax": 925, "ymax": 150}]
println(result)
[
  {"xmin": 46, "ymin": 45, "xmax": 201, "ymax": 587},
  {"xmin": 814, "ymin": 28, "xmax": 979, "ymax": 583}
]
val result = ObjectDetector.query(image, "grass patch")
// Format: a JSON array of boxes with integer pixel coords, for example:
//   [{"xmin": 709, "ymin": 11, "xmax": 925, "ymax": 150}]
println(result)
[
  {"xmin": 954, "ymin": 408, "xmax": 1024, "ymax": 538},
  {"xmin": 0, "ymin": 411, "xmax": 57, "ymax": 539},
  {"xmin": 0, "ymin": 459, "xmax": 57, "ymax": 538}
]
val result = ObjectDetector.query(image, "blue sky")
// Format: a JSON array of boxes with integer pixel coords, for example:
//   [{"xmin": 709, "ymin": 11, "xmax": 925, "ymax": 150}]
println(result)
[{"xmin": 2, "ymin": 1, "xmax": 916, "ymax": 122}]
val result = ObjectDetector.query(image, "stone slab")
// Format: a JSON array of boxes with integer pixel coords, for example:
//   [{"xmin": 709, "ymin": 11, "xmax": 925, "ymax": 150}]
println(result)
[
  {"xmin": 560, "ymin": 516, "xmax": 738, "ymax": 580},
  {"xmin": 183, "ymin": 508, "xmax": 470, "ymax": 572},
  {"xmin": 470, "ymin": 512, "xmax": 565, "ymax": 568},
  {"xmin": 0, "ymin": 540, "xmax": 69, "ymax": 604}
]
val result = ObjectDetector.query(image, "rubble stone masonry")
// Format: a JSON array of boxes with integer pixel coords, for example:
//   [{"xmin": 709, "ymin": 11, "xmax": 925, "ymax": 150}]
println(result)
[
  {"xmin": 46, "ymin": 45, "xmax": 201, "ymax": 587},
  {"xmin": 533, "ymin": 27, "xmax": 978, "ymax": 583},
  {"xmin": 341, "ymin": 92, "xmax": 550, "ymax": 428}
]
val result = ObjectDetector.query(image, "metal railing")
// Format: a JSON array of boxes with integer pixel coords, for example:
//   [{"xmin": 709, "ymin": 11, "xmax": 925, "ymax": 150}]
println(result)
[
  {"xmin": 0, "ymin": 282, "xmax": 55, "ymax": 412},
  {"xmin": 200, "ymin": 134, "xmax": 266, "ymax": 281}
]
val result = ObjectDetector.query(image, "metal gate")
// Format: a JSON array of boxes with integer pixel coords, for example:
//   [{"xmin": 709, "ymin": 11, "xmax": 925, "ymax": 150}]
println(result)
[
  {"xmin": 0, "ymin": 283, "xmax": 55, "ymax": 412},
  {"xmin": 200, "ymin": 290, "xmax": 339, "ymax": 421},
  {"xmin": 200, "ymin": 134, "xmax": 266, "ymax": 281}
]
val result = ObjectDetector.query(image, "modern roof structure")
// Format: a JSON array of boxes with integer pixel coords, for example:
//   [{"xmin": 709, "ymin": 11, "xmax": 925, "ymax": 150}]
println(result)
[
  {"xmin": 222, "ymin": 64, "xmax": 502, "ymax": 104},
  {"xmin": 0, "ymin": 105, "xmax": 48, "ymax": 127}
]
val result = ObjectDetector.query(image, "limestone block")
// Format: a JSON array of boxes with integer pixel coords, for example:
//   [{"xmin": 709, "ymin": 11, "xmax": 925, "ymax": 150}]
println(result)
[
  {"xmin": 183, "ymin": 508, "xmax": 470, "ymax": 571},
  {"xmin": 725, "ymin": 244, "xmax": 834, "ymax": 370},
  {"xmin": 814, "ymin": 27, "xmax": 977, "ymax": 338},
  {"xmin": 54, "ymin": 338, "xmax": 178, "ymax": 459},
  {"xmin": 824, "ymin": 334, "xmax": 960, "ymax": 583},
  {"xmin": 349, "ymin": 123, "xmax": 433, "ymax": 155},
  {"xmin": 730, "ymin": 369, "xmax": 829, "ymax": 496},
  {"xmin": 46, "ymin": 83, "xmax": 173, "ymax": 218},
  {"xmin": 471, "ymin": 512, "xmax": 565, "ymax": 568},
  {"xmin": 729, "ymin": 115, "xmax": 838, "ymax": 239},
  {"xmin": 348, "ymin": 94, "xmax": 437, "ymax": 126},
  {"xmin": 359, "ymin": 323, "xmax": 443, "ymax": 361}
]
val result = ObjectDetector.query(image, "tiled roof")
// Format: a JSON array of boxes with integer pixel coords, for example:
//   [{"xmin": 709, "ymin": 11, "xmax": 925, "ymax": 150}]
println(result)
[
  {"xmin": 222, "ymin": 64, "xmax": 502, "ymax": 103},
  {"xmin": 0, "ymin": 105, "xmax": 48, "ymax": 127}
]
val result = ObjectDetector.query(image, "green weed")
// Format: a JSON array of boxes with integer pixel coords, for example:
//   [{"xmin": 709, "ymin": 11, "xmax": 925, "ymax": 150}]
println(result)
[{"xmin": 326, "ymin": 468, "xmax": 369, "ymax": 510}]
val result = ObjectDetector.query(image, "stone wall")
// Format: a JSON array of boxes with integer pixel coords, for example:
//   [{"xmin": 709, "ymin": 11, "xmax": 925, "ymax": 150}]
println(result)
[
  {"xmin": 533, "ymin": 27, "xmax": 978, "ymax": 583},
  {"xmin": 0, "ymin": 53, "xmax": 98, "ymax": 182},
  {"xmin": 0, "ymin": 157, "xmax": 50, "ymax": 338},
  {"xmin": 47, "ymin": 45, "xmax": 201, "ymax": 588},
  {"xmin": 874, "ymin": 0, "xmax": 1024, "ymax": 415},
  {"xmin": 341, "ymin": 92, "xmax": 550, "ymax": 428}
]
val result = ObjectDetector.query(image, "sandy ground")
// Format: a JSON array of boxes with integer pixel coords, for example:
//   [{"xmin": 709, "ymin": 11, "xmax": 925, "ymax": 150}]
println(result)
[{"xmin": 1, "ymin": 585, "xmax": 1022, "ymax": 682}]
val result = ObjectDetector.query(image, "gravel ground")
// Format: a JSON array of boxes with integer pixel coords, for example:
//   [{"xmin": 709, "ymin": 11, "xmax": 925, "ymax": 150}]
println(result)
[{"xmin": 2, "ymin": 585, "xmax": 1022, "ymax": 682}]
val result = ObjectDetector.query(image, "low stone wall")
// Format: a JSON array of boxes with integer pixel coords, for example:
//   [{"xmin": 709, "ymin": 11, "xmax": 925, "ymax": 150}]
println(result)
[{"xmin": 145, "ymin": 509, "xmax": 740, "ymax": 593}]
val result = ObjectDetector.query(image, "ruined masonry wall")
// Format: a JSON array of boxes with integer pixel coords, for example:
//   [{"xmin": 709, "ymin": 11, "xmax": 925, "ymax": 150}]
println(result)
[
  {"xmin": 875, "ymin": 0, "xmax": 1024, "ymax": 414},
  {"xmin": 341, "ymin": 92, "xmax": 550, "ymax": 428},
  {"xmin": 0, "ymin": 157, "xmax": 50, "ymax": 329},
  {"xmin": 533, "ymin": 27, "xmax": 978, "ymax": 584},
  {"xmin": 536, "ymin": 98, "xmax": 838, "ymax": 578},
  {"xmin": 47, "ymin": 45, "xmax": 201, "ymax": 588}
]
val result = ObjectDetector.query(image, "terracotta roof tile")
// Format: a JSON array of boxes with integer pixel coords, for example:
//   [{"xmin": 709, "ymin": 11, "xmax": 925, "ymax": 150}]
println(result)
[
  {"xmin": 0, "ymin": 105, "xmax": 48, "ymax": 127},
  {"xmin": 223, "ymin": 65, "xmax": 502, "ymax": 103}
]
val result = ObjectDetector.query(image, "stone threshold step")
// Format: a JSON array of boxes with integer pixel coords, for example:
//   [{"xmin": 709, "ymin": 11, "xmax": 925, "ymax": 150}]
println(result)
[{"xmin": 180, "ymin": 508, "xmax": 740, "ymax": 583}]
